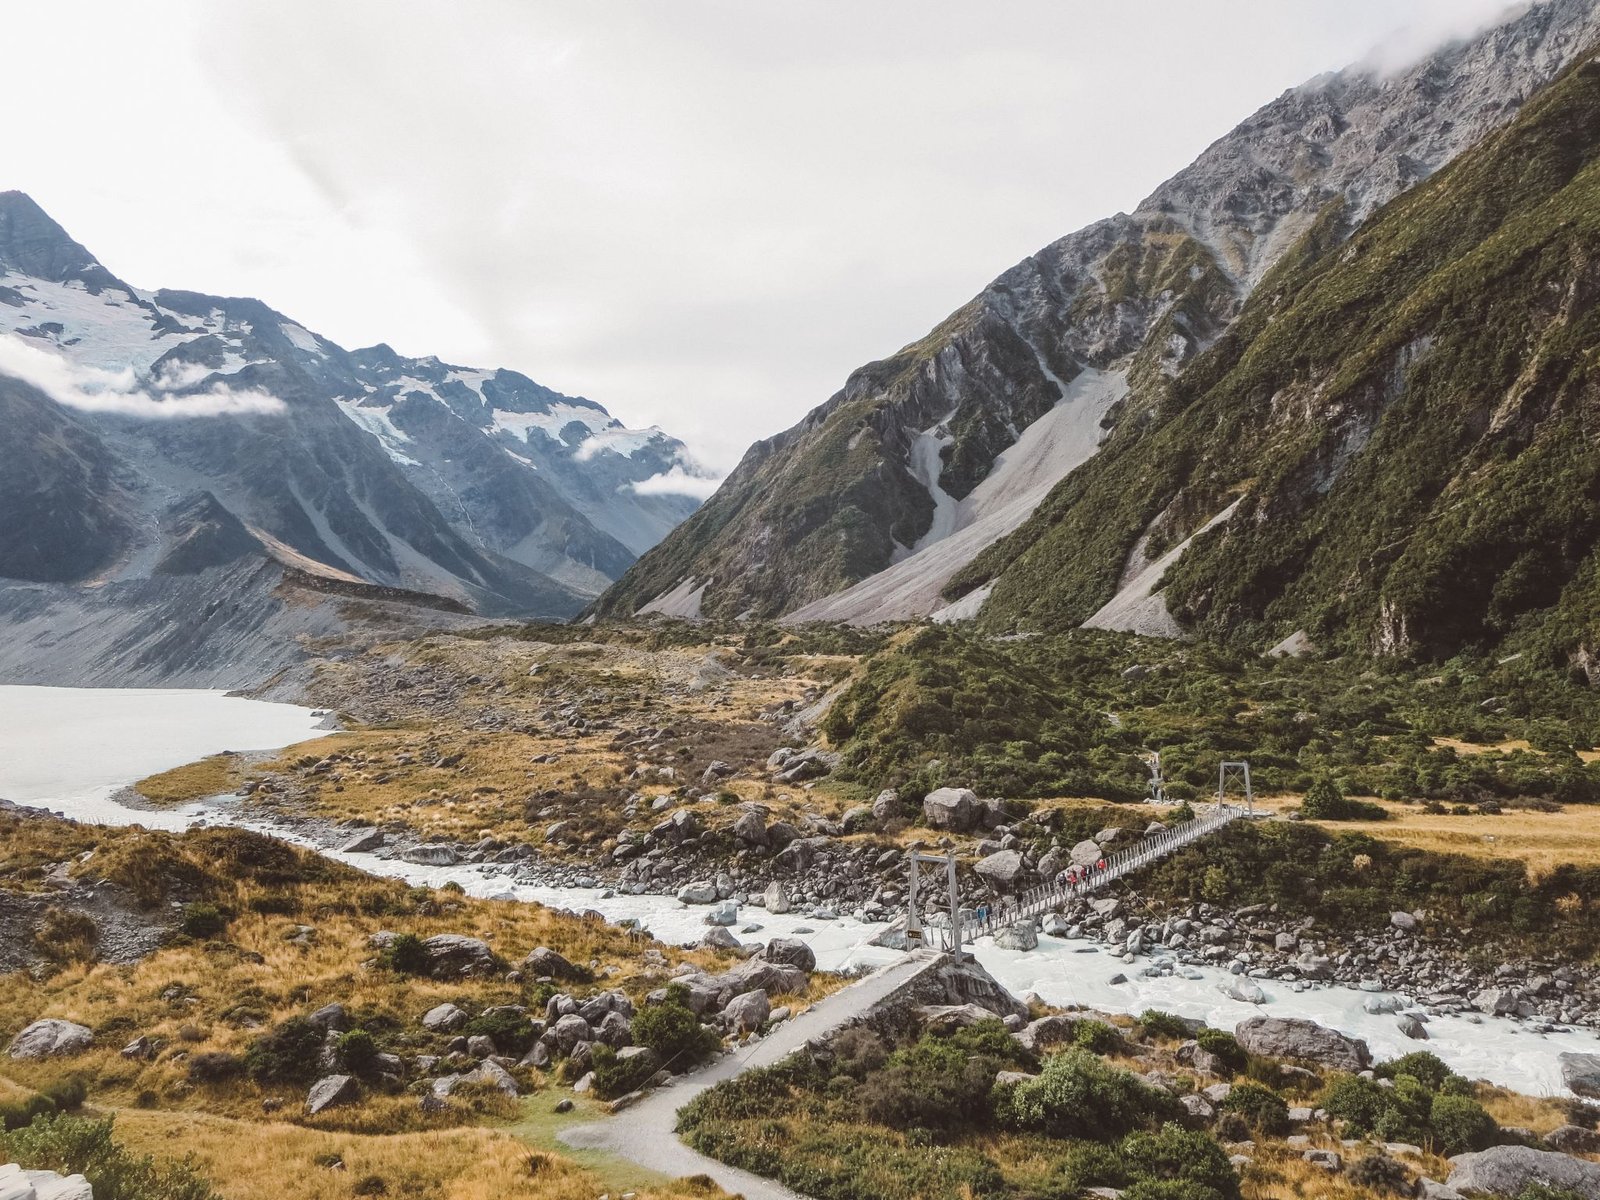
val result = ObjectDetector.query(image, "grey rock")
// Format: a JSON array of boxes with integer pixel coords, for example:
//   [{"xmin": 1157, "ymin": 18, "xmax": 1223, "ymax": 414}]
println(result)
[
  {"xmin": 305, "ymin": 1073, "xmax": 359, "ymax": 1115},
  {"xmin": 922, "ymin": 787, "xmax": 980, "ymax": 832},
  {"xmin": 422, "ymin": 1003, "xmax": 468, "ymax": 1032},
  {"xmin": 974, "ymin": 850, "xmax": 1027, "ymax": 893},
  {"xmin": 1446, "ymin": 1145, "xmax": 1600, "ymax": 1198},
  {"xmin": 760, "ymin": 937, "xmax": 817, "ymax": 972},
  {"xmin": 1560, "ymin": 1051, "xmax": 1600, "ymax": 1099},
  {"xmin": 723, "ymin": 988, "xmax": 770, "ymax": 1034},
  {"xmin": 8, "ymin": 1019, "xmax": 93, "ymax": 1059},
  {"xmin": 1234, "ymin": 1017, "xmax": 1371, "ymax": 1072},
  {"xmin": 994, "ymin": 921, "xmax": 1038, "ymax": 952},
  {"xmin": 339, "ymin": 827, "xmax": 385, "ymax": 854}
]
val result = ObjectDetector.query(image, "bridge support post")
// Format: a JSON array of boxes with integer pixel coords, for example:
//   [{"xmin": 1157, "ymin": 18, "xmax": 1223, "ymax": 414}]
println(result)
[{"xmin": 1219, "ymin": 760, "xmax": 1253, "ymax": 814}]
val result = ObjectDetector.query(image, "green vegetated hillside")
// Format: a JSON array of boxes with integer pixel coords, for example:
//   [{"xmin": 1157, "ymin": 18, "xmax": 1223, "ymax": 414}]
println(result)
[
  {"xmin": 956, "ymin": 54, "xmax": 1600, "ymax": 667},
  {"xmin": 591, "ymin": 219, "xmax": 1234, "ymax": 623},
  {"xmin": 823, "ymin": 626, "xmax": 1600, "ymax": 806}
]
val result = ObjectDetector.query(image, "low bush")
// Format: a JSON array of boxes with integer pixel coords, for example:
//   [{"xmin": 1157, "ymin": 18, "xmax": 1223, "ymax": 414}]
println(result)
[
  {"xmin": 1000, "ymin": 1049, "xmax": 1180, "ymax": 1141},
  {"xmin": 244, "ymin": 1017, "xmax": 324, "ymax": 1085},
  {"xmin": 1301, "ymin": 776, "xmax": 1387, "ymax": 822},
  {"xmin": 378, "ymin": 932, "xmax": 430, "ymax": 976},
  {"xmin": 1195, "ymin": 1029, "xmax": 1246, "ymax": 1074},
  {"xmin": 1347, "ymin": 1153, "xmax": 1414, "ymax": 1196},
  {"xmin": 1219, "ymin": 1082, "xmax": 1288, "ymax": 1135},
  {"xmin": 631, "ymin": 984, "xmax": 720, "ymax": 1071},
  {"xmin": 185, "ymin": 1053, "xmax": 243, "ymax": 1085},
  {"xmin": 858, "ymin": 1038, "xmax": 997, "ymax": 1138},
  {"xmin": 1073, "ymin": 1019, "xmax": 1122, "ymax": 1055},
  {"xmin": 1138, "ymin": 1011, "xmax": 1194, "ymax": 1042},
  {"xmin": 1430, "ymin": 1093, "xmax": 1498, "ymax": 1155},
  {"xmin": 461, "ymin": 1009, "xmax": 536, "ymax": 1056},
  {"xmin": 336, "ymin": 1029, "xmax": 379, "ymax": 1076},
  {"xmin": 0, "ymin": 1114, "xmax": 217, "ymax": 1200},
  {"xmin": 590, "ymin": 1044, "xmax": 657, "ymax": 1100},
  {"xmin": 1120, "ymin": 1123, "xmax": 1240, "ymax": 1200},
  {"xmin": 179, "ymin": 902, "xmax": 229, "ymax": 940}
]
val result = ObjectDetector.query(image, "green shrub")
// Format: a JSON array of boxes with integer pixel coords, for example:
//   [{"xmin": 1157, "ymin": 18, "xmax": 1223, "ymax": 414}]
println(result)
[
  {"xmin": 1122, "ymin": 1183, "xmax": 1229, "ymax": 1200},
  {"xmin": 0, "ymin": 1093, "xmax": 57, "ymax": 1133},
  {"xmin": 1430, "ymin": 1093, "xmax": 1497, "ymax": 1155},
  {"xmin": 1050, "ymin": 1141, "xmax": 1128, "ymax": 1193},
  {"xmin": 1322, "ymin": 1075, "xmax": 1389, "ymax": 1133},
  {"xmin": 1195, "ymin": 1028, "xmax": 1246, "ymax": 1074},
  {"xmin": 379, "ymin": 932, "xmax": 430, "ymax": 976},
  {"xmin": 1121, "ymin": 1122, "xmax": 1240, "ymax": 1200},
  {"xmin": 1001, "ymin": 1049, "xmax": 1180, "ymax": 1141},
  {"xmin": 590, "ymin": 1044, "xmax": 657, "ymax": 1100},
  {"xmin": 244, "ymin": 1017, "xmax": 324, "ymax": 1085},
  {"xmin": 0, "ymin": 1114, "xmax": 217, "ymax": 1200},
  {"xmin": 1347, "ymin": 1153, "xmax": 1414, "ymax": 1196},
  {"xmin": 185, "ymin": 1053, "xmax": 243, "ymax": 1085},
  {"xmin": 1376, "ymin": 1051, "xmax": 1455, "ymax": 1091},
  {"xmin": 179, "ymin": 902, "xmax": 229, "ymax": 940},
  {"xmin": 461, "ymin": 1009, "xmax": 536, "ymax": 1056},
  {"xmin": 1074, "ymin": 1019, "xmax": 1123, "ymax": 1055},
  {"xmin": 41, "ymin": 1078, "xmax": 89, "ymax": 1113},
  {"xmin": 1220, "ymin": 1082, "xmax": 1288, "ymax": 1135},
  {"xmin": 1138, "ymin": 1011, "xmax": 1194, "ymax": 1042},
  {"xmin": 631, "ymin": 985, "xmax": 720, "ymax": 1071},
  {"xmin": 858, "ymin": 1037, "xmax": 998, "ymax": 1137},
  {"xmin": 1301, "ymin": 777, "xmax": 1387, "ymax": 821},
  {"xmin": 336, "ymin": 1029, "xmax": 379, "ymax": 1076},
  {"xmin": 1374, "ymin": 1075, "xmax": 1434, "ymax": 1145}
]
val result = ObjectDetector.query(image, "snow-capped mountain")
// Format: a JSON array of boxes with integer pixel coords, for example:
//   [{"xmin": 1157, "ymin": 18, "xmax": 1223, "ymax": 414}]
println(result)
[{"xmin": 0, "ymin": 191, "xmax": 712, "ymax": 622}]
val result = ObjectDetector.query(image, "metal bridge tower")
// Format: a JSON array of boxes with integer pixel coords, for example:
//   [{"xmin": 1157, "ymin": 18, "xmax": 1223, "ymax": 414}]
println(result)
[
  {"xmin": 906, "ymin": 848, "xmax": 964, "ymax": 962},
  {"xmin": 1218, "ymin": 760, "xmax": 1253, "ymax": 813}
]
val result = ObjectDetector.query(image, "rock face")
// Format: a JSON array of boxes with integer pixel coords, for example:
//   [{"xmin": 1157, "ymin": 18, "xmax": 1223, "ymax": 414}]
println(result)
[
  {"xmin": 7, "ymin": 1019, "xmax": 93, "ymax": 1060},
  {"xmin": 305, "ymin": 1073, "xmax": 359, "ymax": 1115},
  {"xmin": 1446, "ymin": 1145, "xmax": 1600, "ymax": 1198},
  {"xmin": 0, "ymin": 1164, "xmax": 93, "ymax": 1200},
  {"xmin": 1560, "ymin": 1051, "xmax": 1600, "ymax": 1099},
  {"xmin": 593, "ymin": 0, "xmax": 1600, "ymax": 629},
  {"xmin": 1234, "ymin": 1017, "xmax": 1370, "ymax": 1072},
  {"xmin": 0, "ymin": 192, "xmax": 709, "ymax": 668},
  {"xmin": 922, "ymin": 788, "xmax": 979, "ymax": 832}
]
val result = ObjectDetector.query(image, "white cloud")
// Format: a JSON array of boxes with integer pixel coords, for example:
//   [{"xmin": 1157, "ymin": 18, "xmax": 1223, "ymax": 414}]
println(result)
[
  {"xmin": 0, "ymin": 335, "xmax": 287, "ymax": 419},
  {"xmin": 629, "ymin": 466, "xmax": 725, "ymax": 500}
]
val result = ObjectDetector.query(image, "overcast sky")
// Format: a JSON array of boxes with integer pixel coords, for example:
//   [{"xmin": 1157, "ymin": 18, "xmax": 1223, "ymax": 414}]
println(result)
[{"xmin": 9, "ymin": 0, "xmax": 1520, "ymax": 471}]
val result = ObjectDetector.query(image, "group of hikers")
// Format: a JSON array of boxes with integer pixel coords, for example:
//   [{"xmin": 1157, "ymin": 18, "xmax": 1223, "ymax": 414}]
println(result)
[{"xmin": 1055, "ymin": 858, "xmax": 1110, "ymax": 891}]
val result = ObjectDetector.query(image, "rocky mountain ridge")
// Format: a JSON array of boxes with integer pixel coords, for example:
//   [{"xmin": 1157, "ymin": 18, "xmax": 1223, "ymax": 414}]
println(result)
[{"xmin": 594, "ymin": 0, "xmax": 1600, "ymax": 630}]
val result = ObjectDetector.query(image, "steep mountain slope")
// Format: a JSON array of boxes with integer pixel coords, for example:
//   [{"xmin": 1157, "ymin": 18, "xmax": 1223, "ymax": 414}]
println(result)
[
  {"xmin": 952, "ymin": 47, "xmax": 1600, "ymax": 667},
  {"xmin": 595, "ymin": 0, "xmax": 1600, "ymax": 624},
  {"xmin": 0, "ymin": 192, "xmax": 709, "ymax": 616}
]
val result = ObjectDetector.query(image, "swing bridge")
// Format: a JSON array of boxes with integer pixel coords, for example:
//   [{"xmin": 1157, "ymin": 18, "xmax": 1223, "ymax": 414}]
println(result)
[{"xmin": 904, "ymin": 762, "xmax": 1256, "ymax": 960}]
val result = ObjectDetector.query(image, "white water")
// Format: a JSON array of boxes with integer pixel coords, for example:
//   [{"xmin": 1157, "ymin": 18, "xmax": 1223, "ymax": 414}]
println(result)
[
  {"xmin": 0, "ymin": 685, "xmax": 333, "ymax": 830},
  {"xmin": 4, "ymin": 685, "xmax": 1598, "ymax": 1098}
]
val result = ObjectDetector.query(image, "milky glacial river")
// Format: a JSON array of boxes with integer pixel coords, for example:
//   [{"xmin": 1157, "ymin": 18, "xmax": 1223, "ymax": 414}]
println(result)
[{"xmin": 3, "ymin": 684, "xmax": 1597, "ymax": 1098}]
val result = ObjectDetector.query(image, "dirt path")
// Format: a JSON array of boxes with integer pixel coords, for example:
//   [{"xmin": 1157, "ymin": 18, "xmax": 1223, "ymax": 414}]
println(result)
[{"xmin": 558, "ymin": 952, "xmax": 940, "ymax": 1200}]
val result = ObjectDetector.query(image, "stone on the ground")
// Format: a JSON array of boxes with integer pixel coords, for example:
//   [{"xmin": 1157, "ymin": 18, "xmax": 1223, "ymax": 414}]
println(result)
[
  {"xmin": 1234, "ymin": 1017, "xmax": 1371, "ymax": 1072},
  {"xmin": 760, "ymin": 937, "xmax": 817, "ymax": 972},
  {"xmin": 872, "ymin": 789, "xmax": 902, "ymax": 822},
  {"xmin": 1559, "ymin": 1051, "xmax": 1600, "ymax": 1099},
  {"xmin": 339, "ymin": 827, "xmax": 384, "ymax": 854},
  {"xmin": 7, "ymin": 1020, "xmax": 93, "ymax": 1060},
  {"xmin": 522, "ymin": 946, "xmax": 585, "ymax": 981},
  {"xmin": 1041, "ymin": 913, "xmax": 1071, "ymax": 937},
  {"xmin": 420, "ymin": 934, "xmax": 496, "ymax": 976},
  {"xmin": 306, "ymin": 1073, "xmax": 359, "ymax": 1115},
  {"xmin": 1391, "ymin": 911, "xmax": 1419, "ymax": 932},
  {"xmin": 1069, "ymin": 839, "xmax": 1102, "ymax": 868},
  {"xmin": 402, "ymin": 843, "xmax": 458, "ymax": 866},
  {"xmin": 700, "ymin": 927, "xmax": 741, "ymax": 951},
  {"xmin": 1545, "ymin": 1125, "xmax": 1600, "ymax": 1154},
  {"xmin": 1397, "ymin": 1014, "xmax": 1429, "ymax": 1040},
  {"xmin": 703, "ymin": 900, "xmax": 738, "ymax": 927},
  {"xmin": 974, "ymin": 850, "xmax": 1026, "ymax": 894},
  {"xmin": 922, "ymin": 787, "xmax": 980, "ymax": 832},
  {"xmin": 918, "ymin": 1003, "xmax": 1001, "ymax": 1032},
  {"xmin": 731, "ymin": 810, "xmax": 768, "ymax": 846},
  {"xmin": 422, "ymin": 1003, "xmax": 468, "ymax": 1032},
  {"xmin": 677, "ymin": 881, "xmax": 719, "ymax": 905},
  {"xmin": 544, "ymin": 1014, "xmax": 593, "ymax": 1055},
  {"xmin": 309, "ymin": 1003, "xmax": 350, "ymax": 1032},
  {"xmin": 994, "ymin": 921, "xmax": 1038, "ymax": 952},
  {"xmin": 763, "ymin": 881, "xmax": 792, "ymax": 914},
  {"xmin": 1220, "ymin": 977, "xmax": 1266, "ymax": 1005},
  {"xmin": 0, "ymin": 1164, "xmax": 93, "ymax": 1200},
  {"xmin": 1303, "ymin": 1149, "xmax": 1342, "ymax": 1172},
  {"xmin": 1446, "ymin": 1145, "xmax": 1600, "ymax": 1197},
  {"xmin": 723, "ymin": 989, "xmax": 770, "ymax": 1034}
]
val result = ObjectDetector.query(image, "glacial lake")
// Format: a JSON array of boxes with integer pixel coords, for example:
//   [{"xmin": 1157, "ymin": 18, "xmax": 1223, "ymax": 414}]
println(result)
[{"xmin": 3, "ymin": 683, "xmax": 1598, "ymax": 1098}]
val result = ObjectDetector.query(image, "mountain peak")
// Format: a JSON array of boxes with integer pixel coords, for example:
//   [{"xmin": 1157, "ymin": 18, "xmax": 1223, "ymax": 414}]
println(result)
[{"xmin": 0, "ymin": 191, "xmax": 109, "ymax": 286}]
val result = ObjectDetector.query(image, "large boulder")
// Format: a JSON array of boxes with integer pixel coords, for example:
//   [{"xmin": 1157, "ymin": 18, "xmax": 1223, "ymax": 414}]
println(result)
[
  {"xmin": 872, "ymin": 789, "xmax": 903, "ymax": 822},
  {"xmin": 994, "ymin": 921, "xmax": 1038, "ymax": 952},
  {"xmin": 922, "ymin": 788, "xmax": 980, "ymax": 833},
  {"xmin": 544, "ymin": 1014, "xmax": 594, "ymax": 1056},
  {"xmin": 0, "ymin": 1164, "xmax": 93, "ymax": 1200},
  {"xmin": 1560, "ymin": 1051, "xmax": 1600, "ymax": 1099},
  {"xmin": 305, "ymin": 1073, "xmax": 359, "ymax": 1115},
  {"xmin": 1234, "ymin": 1017, "xmax": 1371, "ymax": 1072},
  {"xmin": 722, "ymin": 989, "xmax": 770, "ymax": 1034},
  {"xmin": 677, "ymin": 880, "xmax": 719, "ymax": 905},
  {"xmin": 420, "ymin": 934, "xmax": 496, "ymax": 977},
  {"xmin": 421, "ymin": 1002, "xmax": 468, "ymax": 1032},
  {"xmin": 1220, "ymin": 977, "xmax": 1267, "ymax": 1005},
  {"xmin": 706, "ymin": 958, "xmax": 809, "ymax": 999},
  {"xmin": 402, "ymin": 843, "xmax": 458, "ymax": 866},
  {"xmin": 1068, "ymin": 839, "xmax": 1102, "ymax": 868},
  {"xmin": 974, "ymin": 850, "xmax": 1027, "ymax": 894},
  {"xmin": 731, "ymin": 810, "xmax": 768, "ymax": 847},
  {"xmin": 522, "ymin": 946, "xmax": 585, "ymax": 982},
  {"xmin": 8, "ymin": 1020, "xmax": 93, "ymax": 1060},
  {"xmin": 763, "ymin": 881, "xmax": 792, "ymax": 914},
  {"xmin": 1446, "ymin": 1145, "xmax": 1600, "ymax": 1197},
  {"xmin": 760, "ymin": 937, "xmax": 817, "ymax": 972}
]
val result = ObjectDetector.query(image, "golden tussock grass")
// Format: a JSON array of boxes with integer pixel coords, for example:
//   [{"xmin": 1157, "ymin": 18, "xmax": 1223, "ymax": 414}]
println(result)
[
  {"xmin": 133, "ymin": 754, "xmax": 248, "ymax": 806},
  {"xmin": 110, "ymin": 1106, "xmax": 728, "ymax": 1200}
]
